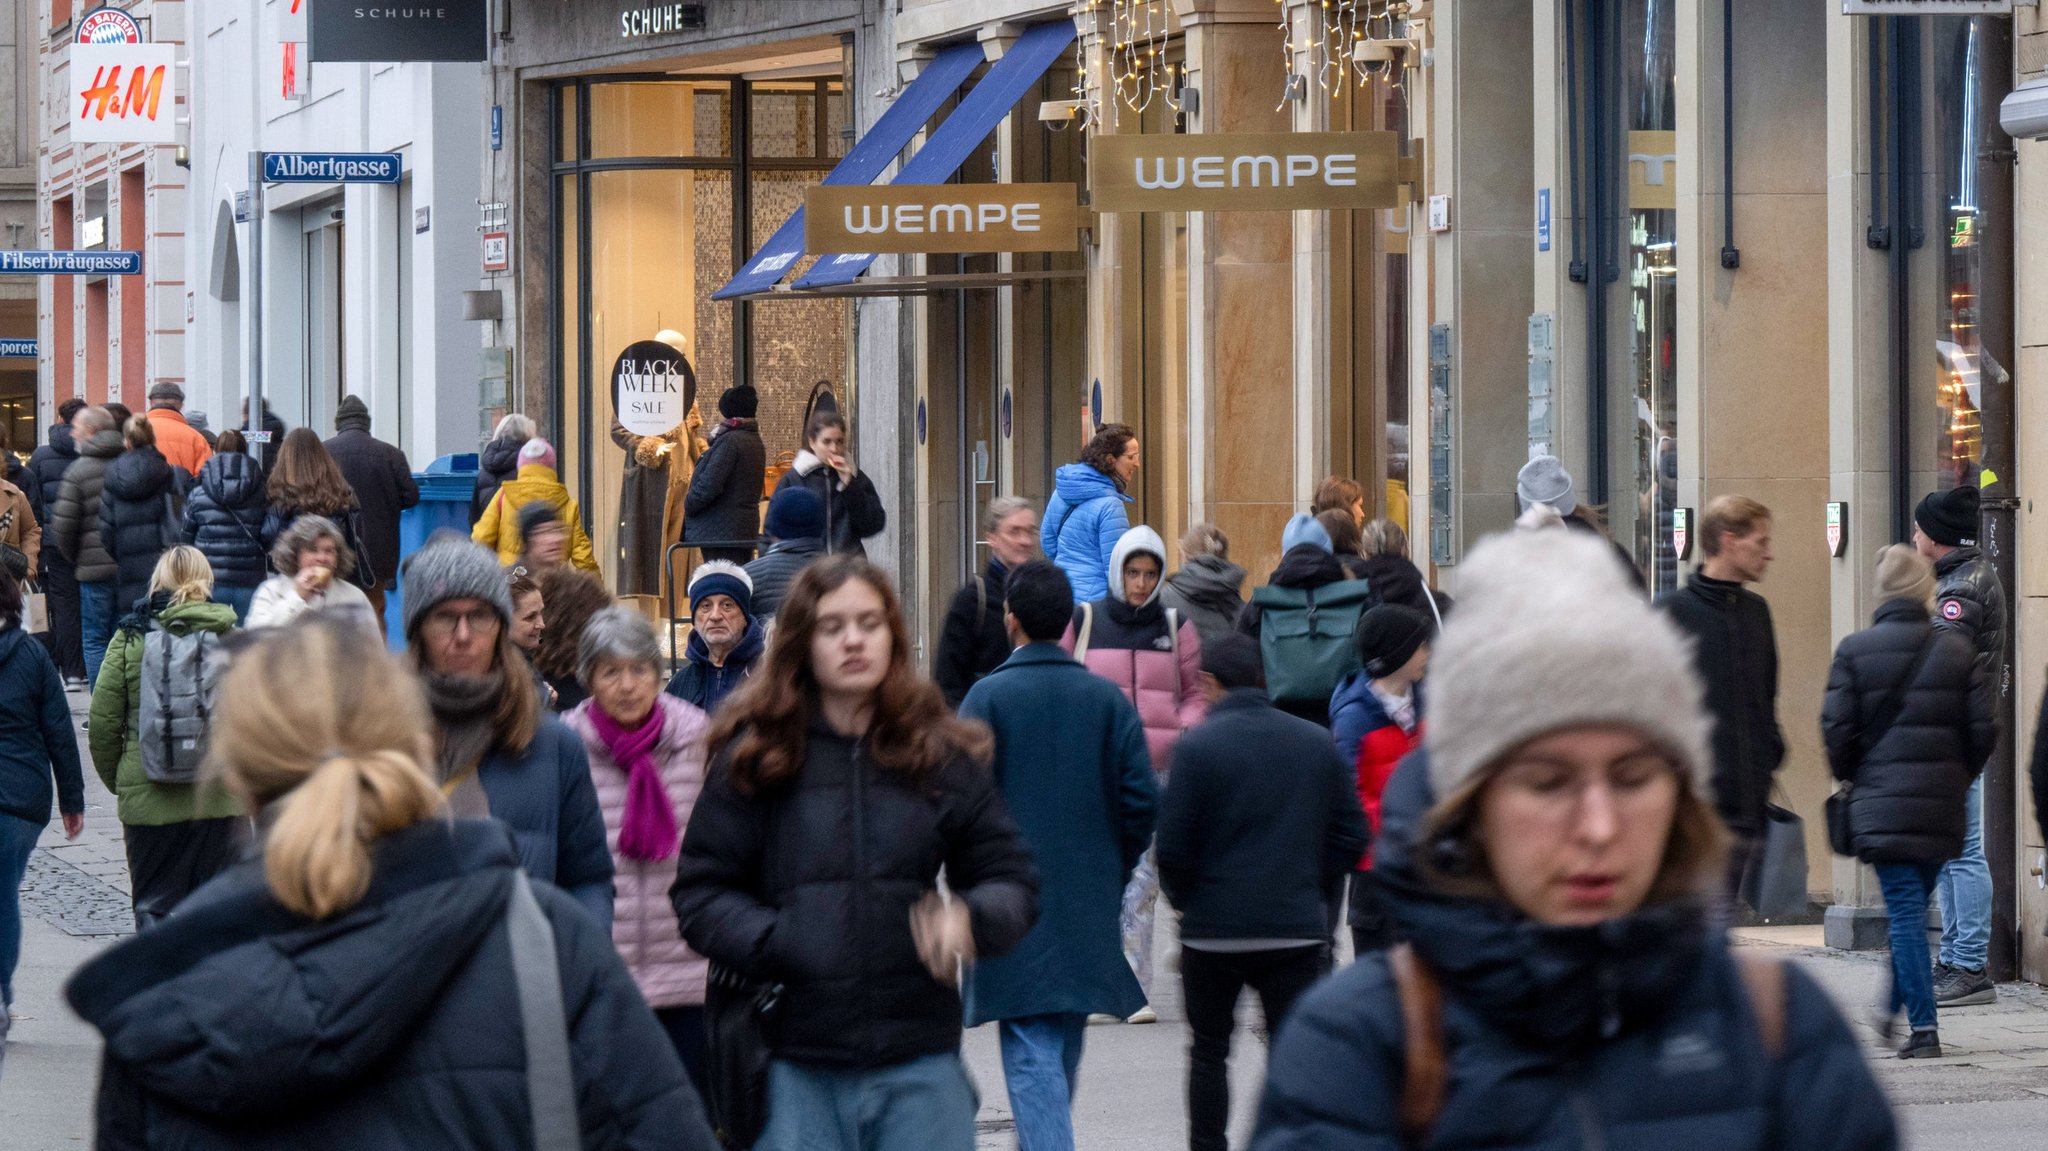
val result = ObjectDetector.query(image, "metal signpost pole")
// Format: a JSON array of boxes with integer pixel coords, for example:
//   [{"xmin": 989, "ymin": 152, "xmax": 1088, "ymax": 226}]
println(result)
[{"xmin": 247, "ymin": 151, "xmax": 264, "ymax": 439}]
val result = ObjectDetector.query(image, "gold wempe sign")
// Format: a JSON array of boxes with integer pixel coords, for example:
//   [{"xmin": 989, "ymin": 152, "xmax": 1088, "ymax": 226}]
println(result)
[
  {"xmin": 1091, "ymin": 131, "xmax": 1420, "ymax": 213},
  {"xmin": 805, "ymin": 184, "xmax": 1081, "ymax": 254}
]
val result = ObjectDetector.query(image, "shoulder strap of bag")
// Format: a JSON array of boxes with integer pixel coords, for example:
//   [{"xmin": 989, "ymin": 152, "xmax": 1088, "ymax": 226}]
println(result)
[
  {"xmin": 506, "ymin": 870, "xmax": 582, "ymax": 1151},
  {"xmin": 974, "ymin": 573, "xmax": 988, "ymax": 631},
  {"xmin": 1075, "ymin": 601, "xmax": 1094, "ymax": 659},
  {"xmin": 1734, "ymin": 953, "xmax": 1788, "ymax": 1060},
  {"xmin": 1166, "ymin": 607, "xmax": 1180, "ymax": 659},
  {"xmin": 1862, "ymin": 628, "xmax": 1942, "ymax": 756},
  {"xmin": 1391, "ymin": 942, "xmax": 1448, "ymax": 1143}
]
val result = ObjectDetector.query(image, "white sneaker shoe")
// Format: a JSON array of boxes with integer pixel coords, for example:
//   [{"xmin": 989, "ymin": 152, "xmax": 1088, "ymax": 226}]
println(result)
[{"xmin": 1126, "ymin": 1006, "xmax": 1158, "ymax": 1025}]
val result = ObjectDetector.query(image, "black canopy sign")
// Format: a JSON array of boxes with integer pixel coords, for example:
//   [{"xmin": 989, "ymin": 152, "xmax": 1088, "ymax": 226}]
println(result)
[
  {"xmin": 610, "ymin": 340, "xmax": 696, "ymax": 437},
  {"xmin": 310, "ymin": 0, "xmax": 488, "ymax": 63}
]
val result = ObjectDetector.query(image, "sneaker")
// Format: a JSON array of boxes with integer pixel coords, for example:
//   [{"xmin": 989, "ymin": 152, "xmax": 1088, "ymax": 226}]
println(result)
[
  {"xmin": 1897, "ymin": 1029, "xmax": 1942, "ymax": 1059},
  {"xmin": 1086, "ymin": 1013, "xmax": 1122, "ymax": 1025},
  {"xmin": 1932, "ymin": 960, "xmax": 1955, "ymax": 986},
  {"xmin": 1935, "ymin": 966, "xmax": 1996, "ymax": 1008},
  {"xmin": 1126, "ymin": 1006, "xmax": 1158, "ymax": 1025},
  {"xmin": 62, "ymin": 676, "xmax": 86, "ymax": 692}
]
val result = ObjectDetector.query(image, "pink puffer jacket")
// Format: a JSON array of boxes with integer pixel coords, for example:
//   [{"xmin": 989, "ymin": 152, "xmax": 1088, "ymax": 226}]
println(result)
[
  {"xmin": 563, "ymin": 693, "xmax": 710, "ymax": 1009},
  {"xmin": 1061, "ymin": 602, "xmax": 1206, "ymax": 772}
]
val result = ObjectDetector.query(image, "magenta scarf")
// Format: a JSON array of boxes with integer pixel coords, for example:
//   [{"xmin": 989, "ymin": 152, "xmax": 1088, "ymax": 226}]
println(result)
[{"xmin": 590, "ymin": 702, "xmax": 678, "ymax": 862}]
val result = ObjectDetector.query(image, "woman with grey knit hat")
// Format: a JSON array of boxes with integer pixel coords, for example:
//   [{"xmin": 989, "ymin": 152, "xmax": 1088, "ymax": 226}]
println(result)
[
  {"xmin": 1252, "ymin": 529, "xmax": 1894, "ymax": 1151},
  {"xmin": 400, "ymin": 534, "xmax": 614, "ymax": 929}
]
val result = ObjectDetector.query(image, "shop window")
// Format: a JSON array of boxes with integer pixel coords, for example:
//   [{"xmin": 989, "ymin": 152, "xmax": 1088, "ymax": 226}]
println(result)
[{"xmin": 590, "ymin": 82, "xmax": 733, "ymax": 159}]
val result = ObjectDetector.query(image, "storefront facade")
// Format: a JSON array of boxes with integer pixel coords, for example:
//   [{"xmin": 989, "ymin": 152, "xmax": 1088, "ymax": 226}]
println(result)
[{"xmin": 492, "ymin": 2, "xmax": 889, "ymax": 601}]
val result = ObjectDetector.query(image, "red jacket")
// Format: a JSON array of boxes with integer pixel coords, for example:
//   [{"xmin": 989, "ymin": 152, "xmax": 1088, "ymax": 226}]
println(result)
[{"xmin": 1329, "ymin": 671, "xmax": 1423, "ymax": 869}]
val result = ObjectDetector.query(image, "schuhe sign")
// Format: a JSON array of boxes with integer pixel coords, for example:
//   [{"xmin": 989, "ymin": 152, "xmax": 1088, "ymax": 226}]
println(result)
[
  {"xmin": 1091, "ymin": 131, "xmax": 1420, "ymax": 213},
  {"xmin": 805, "ymin": 184, "xmax": 1081, "ymax": 254},
  {"xmin": 310, "ymin": 0, "xmax": 487, "ymax": 63}
]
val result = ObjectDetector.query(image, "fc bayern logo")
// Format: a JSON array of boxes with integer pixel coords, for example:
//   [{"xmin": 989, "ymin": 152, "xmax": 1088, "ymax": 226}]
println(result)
[
  {"xmin": 78, "ymin": 7, "xmax": 144, "ymax": 45},
  {"xmin": 1941, "ymin": 599, "xmax": 1964, "ymax": 622}
]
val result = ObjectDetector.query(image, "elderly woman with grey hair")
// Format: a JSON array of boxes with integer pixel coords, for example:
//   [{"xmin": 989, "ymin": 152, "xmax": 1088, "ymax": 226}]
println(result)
[
  {"xmin": 245, "ymin": 514, "xmax": 379, "ymax": 633},
  {"xmin": 560, "ymin": 606, "xmax": 713, "ymax": 1096}
]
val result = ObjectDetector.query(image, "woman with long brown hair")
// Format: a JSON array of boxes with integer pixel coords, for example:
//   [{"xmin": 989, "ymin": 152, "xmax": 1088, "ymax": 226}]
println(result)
[
  {"xmin": 263, "ymin": 426, "xmax": 373, "ymax": 589},
  {"xmin": 671, "ymin": 555, "xmax": 1038, "ymax": 1151},
  {"xmin": 67, "ymin": 616, "xmax": 713, "ymax": 1149}
]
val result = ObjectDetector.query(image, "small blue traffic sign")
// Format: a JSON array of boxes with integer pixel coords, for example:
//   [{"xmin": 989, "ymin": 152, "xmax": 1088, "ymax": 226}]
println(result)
[
  {"xmin": 0, "ymin": 250, "xmax": 141, "ymax": 275},
  {"xmin": 261, "ymin": 152, "xmax": 402, "ymax": 184}
]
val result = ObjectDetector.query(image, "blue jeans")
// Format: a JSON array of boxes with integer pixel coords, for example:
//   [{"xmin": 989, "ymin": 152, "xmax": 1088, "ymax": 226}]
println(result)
[
  {"xmin": 1936, "ymin": 776, "xmax": 1991, "ymax": 970},
  {"xmin": 0, "ymin": 812, "xmax": 44, "ymax": 1007},
  {"xmin": 213, "ymin": 584, "xmax": 257, "ymax": 626},
  {"xmin": 80, "ymin": 580, "xmax": 116, "ymax": 689},
  {"xmin": 999, "ymin": 1013, "xmax": 1089, "ymax": 1151},
  {"xmin": 756, "ymin": 1052, "xmax": 978, "ymax": 1151},
  {"xmin": 1877, "ymin": 861, "xmax": 1943, "ymax": 1031}
]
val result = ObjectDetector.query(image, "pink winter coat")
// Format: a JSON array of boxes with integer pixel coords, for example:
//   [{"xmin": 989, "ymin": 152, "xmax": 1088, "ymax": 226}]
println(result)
[
  {"xmin": 564, "ymin": 693, "xmax": 710, "ymax": 1009},
  {"xmin": 1061, "ymin": 598, "xmax": 1207, "ymax": 772}
]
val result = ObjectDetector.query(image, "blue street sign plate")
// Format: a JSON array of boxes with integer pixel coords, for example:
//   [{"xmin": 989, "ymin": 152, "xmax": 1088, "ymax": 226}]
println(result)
[
  {"xmin": 1537, "ymin": 188, "xmax": 1551, "ymax": 252},
  {"xmin": 262, "ymin": 152, "xmax": 402, "ymax": 184},
  {"xmin": 0, "ymin": 338, "xmax": 35, "ymax": 357},
  {"xmin": 0, "ymin": 250, "xmax": 141, "ymax": 275}
]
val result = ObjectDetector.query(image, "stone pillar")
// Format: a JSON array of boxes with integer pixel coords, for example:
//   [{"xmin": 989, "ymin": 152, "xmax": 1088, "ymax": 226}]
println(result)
[
  {"xmin": 2010, "ymin": 5, "xmax": 2048, "ymax": 982},
  {"xmin": 1177, "ymin": 0, "xmax": 1296, "ymax": 583}
]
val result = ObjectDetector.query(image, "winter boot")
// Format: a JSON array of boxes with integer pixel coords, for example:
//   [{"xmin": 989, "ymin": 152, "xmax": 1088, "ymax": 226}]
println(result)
[{"xmin": 1897, "ymin": 1029, "xmax": 1942, "ymax": 1059}]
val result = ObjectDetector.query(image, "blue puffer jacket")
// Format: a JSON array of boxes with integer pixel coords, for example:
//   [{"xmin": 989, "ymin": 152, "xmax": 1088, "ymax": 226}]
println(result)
[
  {"xmin": 478, "ymin": 714, "xmax": 616, "ymax": 932},
  {"xmin": 1251, "ymin": 750, "xmax": 1897, "ymax": 1151},
  {"xmin": 0, "ymin": 625, "xmax": 84, "ymax": 826},
  {"xmin": 181, "ymin": 451, "xmax": 270, "ymax": 589},
  {"xmin": 1041, "ymin": 464, "xmax": 1131, "ymax": 604}
]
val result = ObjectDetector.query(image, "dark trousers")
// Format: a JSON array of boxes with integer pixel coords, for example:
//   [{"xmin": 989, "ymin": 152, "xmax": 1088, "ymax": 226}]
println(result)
[
  {"xmin": 1180, "ymin": 944, "xmax": 1325, "ymax": 1151},
  {"xmin": 124, "ymin": 818, "xmax": 247, "ymax": 930},
  {"xmin": 1347, "ymin": 870, "xmax": 1395, "ymax": 956},
  {"xmin": 37, "ymin": 554, "xmax": 84, "ymax": 680},
  {"xmin": 654, "ymin": 1004, "xmax": 710, "ymax": 1106}
]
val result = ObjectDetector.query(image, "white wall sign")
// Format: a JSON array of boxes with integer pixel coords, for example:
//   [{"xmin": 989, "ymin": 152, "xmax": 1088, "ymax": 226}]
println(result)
[
  {"xmin": 1427, "ymin": 194, "xmax": 1451, "ymax": 233},
  {"xmin": 71, "ymin": 43, "xmax": 177, "ymax": 144},
  {"xmin": 481, "ymin": 230, "xmax": 509, "ymax": 273}
]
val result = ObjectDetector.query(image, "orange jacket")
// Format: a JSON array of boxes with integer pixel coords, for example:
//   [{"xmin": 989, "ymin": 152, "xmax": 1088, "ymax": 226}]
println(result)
[{"xmin": 146, "ymin": 408, "xmax": 213, "ymax": 477}]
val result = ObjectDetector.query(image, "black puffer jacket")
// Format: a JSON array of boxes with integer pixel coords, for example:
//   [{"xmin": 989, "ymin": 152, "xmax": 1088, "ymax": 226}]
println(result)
[
  {"xmin": 743, "ymin": 536, "xmax": 825, "ymax": 619},
  {"xmin": 934, "ymin": 559, "xmax": 1016, "ymax": 709},
  {"xmin": 682, "ymin": 420, "xmax": 766, "ymax": 549},
  {"xmin": 182, "ymin": 451, "xmax": 272, "ymax": 589},
  {"xmin": 51, "ymin": 428, "xmax": 127, "ymax": 584},
  {"xmin": 1931, "ymin": 546, "xmax": 2007, "ymax": 691},
  {"xmin": 774, "ymin": 452, "xmax": 886, "ymax": 557},
  {"xmin": 1357, "ymin": 553, "xmax": 1450, "ymax": 626},
  {"xmin": 1250, "ymin": 750, "xmax": 1898, "ymax": 1151},
  {"xmin": 1656, "ymin": 571, "xmax": 1785, "ymax": 838},
  {"xmin": 26, "ymin": 422, "xmax": 75, "ymax": 529},
  {"xmin": 5, "ymin": 452, "xmax": 38, "ymax": 528},
  {"xmin": 672, "ymin": 721, "xmax": 1039, "ymax": 1068},
  {"xmin": 1822, "ymin": 598, "xmax": 1994, "ymax": 865},
  {"xmin": 99, "ymin": 446, "xmax": 182, "ymax": 611},
  {"xmin": 68, "ymin": 819, "xmax": 712, "ymax": 1151},
  {"xmin": 469, "ymin": 435, "xmax": 525, "ymax": 527}
]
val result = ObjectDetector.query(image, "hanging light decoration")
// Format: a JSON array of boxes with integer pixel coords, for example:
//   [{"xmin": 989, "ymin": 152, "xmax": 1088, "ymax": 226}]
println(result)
[
  {"xmin": 1073, "ymin": 0, "xmax": 1184, "ymax": 126},
  {"xmin": 1279, "ymin": 0, "xmax": 1412, "ymax": 103}
]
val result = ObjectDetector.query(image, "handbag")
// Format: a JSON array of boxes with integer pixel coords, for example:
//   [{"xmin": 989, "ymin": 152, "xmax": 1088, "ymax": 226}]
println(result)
[
  {"xmin": 1741, "ymin": 801, "xmax": 1809, "ymax": 919},
  {"xmin": 505, "ymin": 870, "xmax": 581, "ymax": 1150},
  {"xmin": 703, "ymin": 960, "xmax": 783, "ymax": 1150},
  {"xmin": 1830, "ymin": 629, "xmax": 1943, "ymax": 858},
  {"xmin": 22, "ymin": 579, "xmax": 48, "ymax": 634}
]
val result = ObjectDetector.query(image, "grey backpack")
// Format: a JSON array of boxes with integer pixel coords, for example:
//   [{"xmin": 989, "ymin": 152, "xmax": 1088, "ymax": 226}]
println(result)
[{"xmin": 138, "ymin": 624, "xmax": 226, "ymax": 784}]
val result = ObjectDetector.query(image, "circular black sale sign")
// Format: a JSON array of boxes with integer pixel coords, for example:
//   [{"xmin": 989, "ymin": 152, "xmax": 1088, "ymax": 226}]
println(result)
[{"xmin": 609, "ymin": 340, "xmax": 696, "ymax": 436}]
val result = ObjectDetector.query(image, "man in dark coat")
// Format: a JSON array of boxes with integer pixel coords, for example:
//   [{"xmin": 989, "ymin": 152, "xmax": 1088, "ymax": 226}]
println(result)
[
  {"xmin": 1823, "ymin": 545, "xmax": 1994, "ymax": 1052},
  {"xmin": 936, "ymin": 496, "xmax": 1039, "ymax": 709},
  {"xmin": 1158, "ymin": 633, "xmax": 1366, "ymax": 1151},
  {"xmin": 681, "ymin": 385, "xmax": 765, "ymax": 564},
  {"xmin": 27, "ymin": 399, "xmax": 87, "ymax": 684},
  {"xmin": 742, "ymin": 486, "xmax": 826, "ymax": 622},
  {"xmin": 51, "ymin": 407, "xmax": 125, "ymax": 686},
  {"xmin": 1911, "ymin": 484, "xmax": 2006, "ymax": 1007},
  {"xmin": 663, "ymin": 561, "xmax": 764, "ymax": 714},
  {"xmin": 325, "ymin": 395, "xmax": 419, "ymax": 621},
  {"xmin": 960, "ymin": 559, "xmax": 1156, "ymax": 1151},
  {"xmin": 1656, "ymin": 494, "xmax": 1781, "ymax": 894}
]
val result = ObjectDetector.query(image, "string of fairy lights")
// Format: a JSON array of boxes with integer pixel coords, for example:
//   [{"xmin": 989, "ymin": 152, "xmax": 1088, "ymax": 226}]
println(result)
[{"xmin": 1070, "ymin": 0, "xmax": 1414, "ymax": 126}]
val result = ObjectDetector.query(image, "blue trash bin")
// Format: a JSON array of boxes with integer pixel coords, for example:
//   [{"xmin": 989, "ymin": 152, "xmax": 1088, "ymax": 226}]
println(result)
[{"xmin": 388, "ymin": 453, "xmax": 479, "ymax": 647}]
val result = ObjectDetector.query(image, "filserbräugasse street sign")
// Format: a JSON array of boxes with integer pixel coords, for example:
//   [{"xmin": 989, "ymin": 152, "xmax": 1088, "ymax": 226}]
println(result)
[
  {"xmin": 1091, "ymin": 131, "xmax": 1420, "ymax": 213},
  {"xmin": 805, "ymin": 184, "xmax": 1081, "ymax": 254},
  {"xmin": 0, "ymin": 250, "xmax": 141, "ymax": 275},
  {"xmin": 261, "ymin": 152, "xmax": 403, "ymax": 184}
]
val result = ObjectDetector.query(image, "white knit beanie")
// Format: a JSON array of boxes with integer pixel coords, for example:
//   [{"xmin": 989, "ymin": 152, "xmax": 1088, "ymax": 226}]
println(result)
[{"xmin": 1424, "ymin": 529, "xmax": 1713, "ymax": 805}]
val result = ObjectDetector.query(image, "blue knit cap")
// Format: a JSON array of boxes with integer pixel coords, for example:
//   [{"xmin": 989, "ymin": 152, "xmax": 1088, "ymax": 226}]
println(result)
[
  {"xmin": 764, "ymin": 486, "xmax": 825, "ymax": 542},
  {"xmin": 689, "ymin": 560, "xmax": 754, "ymax": 621},
  {"xmin": 1282, "ymin": 512, "xmax": 1333, "ymax": 555}
]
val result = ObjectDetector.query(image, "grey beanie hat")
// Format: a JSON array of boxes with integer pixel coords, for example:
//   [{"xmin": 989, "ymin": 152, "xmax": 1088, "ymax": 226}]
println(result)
[
  {"xmin": 1424, "ymin": 528, "xmax": 1712, "ymax": 806},
  {"xmin": 400, "ymin": 532, "xmax": 516, "ymax": 638},
  {"xmin": 1516, "ymin": 455, "xmax": 1578, "ymax": 516}
]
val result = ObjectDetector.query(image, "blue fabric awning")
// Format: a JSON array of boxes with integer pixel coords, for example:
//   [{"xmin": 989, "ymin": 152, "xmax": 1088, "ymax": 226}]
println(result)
[
  {"xmin": 793, "ymin": 19, "xmax": 1076, "ymax": 290},
  {"xmin": 710, "ymin": 41, "xmax": 986, "ymax": 300}
]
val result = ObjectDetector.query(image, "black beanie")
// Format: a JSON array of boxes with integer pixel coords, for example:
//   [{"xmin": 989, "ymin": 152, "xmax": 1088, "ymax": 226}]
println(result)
[
  {"xmin": 517, "ymin": 499, "xmax": 563, "ymax": 549},
  {"xmin": 719, "ymin": 385, "xmax": 759, "ymax": 420},
  {"xmin": 1199, "ymin": 632, "xmax": 1265, "ymax": 691},
  {"xmin": 1354, "ymin": 604, "xmax": 1432, "ymax": 678},
  {"xmin": 1914, "ymin": 485, "xmax": 1979, "ymax": 548}
]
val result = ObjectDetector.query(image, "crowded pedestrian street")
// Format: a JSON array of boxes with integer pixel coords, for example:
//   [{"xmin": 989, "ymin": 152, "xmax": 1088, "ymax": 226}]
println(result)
[{"xmin": 7, "ymin": 2, "xmax": 2048, "ymax": 1150}]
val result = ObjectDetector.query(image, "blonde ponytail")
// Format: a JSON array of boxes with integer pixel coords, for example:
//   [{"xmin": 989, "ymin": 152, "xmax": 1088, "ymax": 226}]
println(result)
[
  {"xmin": 148, "ymin": 545, "xmax": 216, "ymax": 607},
  {"xmin": 208, "ymin": 617, "xmax": 444, "ymax": 919}
]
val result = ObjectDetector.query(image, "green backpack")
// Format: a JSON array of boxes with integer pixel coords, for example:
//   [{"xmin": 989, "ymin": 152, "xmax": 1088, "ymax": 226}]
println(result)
[{"xmin": 1251, "ymin": 578, "xmax": 1375, "ymax": 706}]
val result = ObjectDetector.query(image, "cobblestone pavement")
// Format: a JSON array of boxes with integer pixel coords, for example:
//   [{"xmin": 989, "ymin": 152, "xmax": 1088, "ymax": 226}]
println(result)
[{"xmin": 24, "ymin": 686, "xmax": 134, "ymax": 937}]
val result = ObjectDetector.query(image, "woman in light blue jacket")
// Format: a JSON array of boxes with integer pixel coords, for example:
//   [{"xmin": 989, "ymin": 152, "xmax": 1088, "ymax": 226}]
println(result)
[{"xmin": 1042, "ymin": 423, "xmax": 1140, "ymax": 604}]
